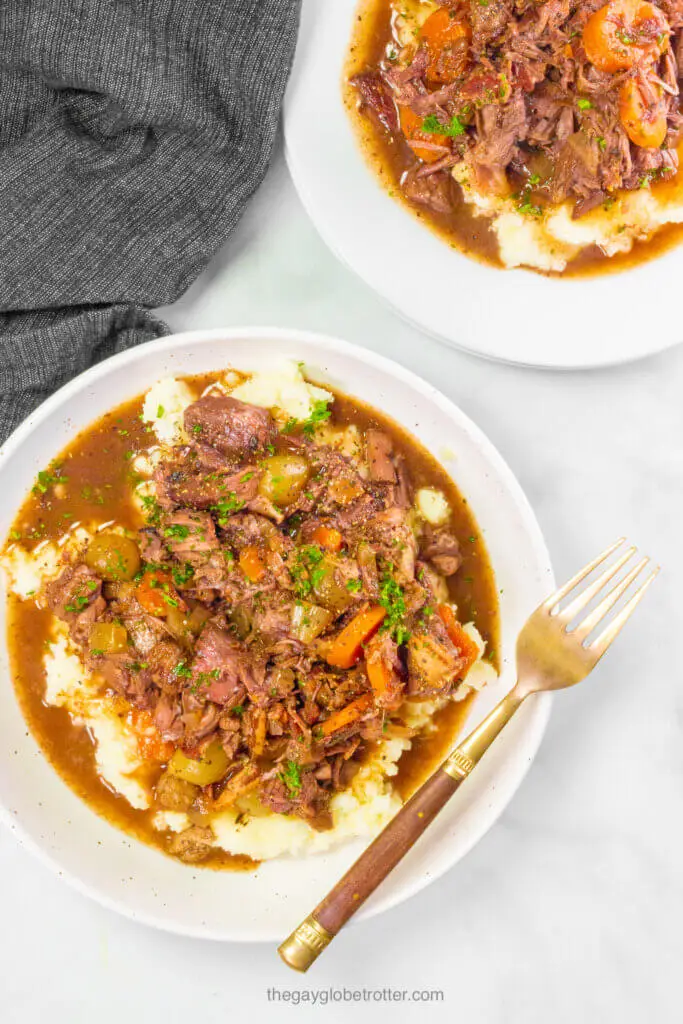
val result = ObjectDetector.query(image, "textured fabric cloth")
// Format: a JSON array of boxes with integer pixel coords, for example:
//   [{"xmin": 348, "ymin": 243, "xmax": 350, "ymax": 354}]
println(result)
[{"xmin": 0, "ymin": 0, "xmax": 300, "ymax": 442}]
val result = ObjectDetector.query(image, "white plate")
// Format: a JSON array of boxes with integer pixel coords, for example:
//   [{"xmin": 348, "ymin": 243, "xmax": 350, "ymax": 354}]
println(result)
[
  {"xmin": 0, "ymin": 327, "xmax": 553, "ymax": 941},
  {"xmin": 284, "ymin": 0, "xmax": 683, "ymax": 369}
]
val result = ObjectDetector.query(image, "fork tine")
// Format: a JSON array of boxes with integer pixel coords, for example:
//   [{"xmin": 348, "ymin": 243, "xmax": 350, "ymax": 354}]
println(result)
[
  {"xmin": 572, "ymin": 556, "xmax": 649, "ymax": 640},
  {"xmin": 558, "ymin": 546, "xmax": 637, "ymax": 624},
  {"xmin": 543, "ymin": 537, "xmax": 626, "ymax": 611},
  {"xmin": 589, "ymin": 567, "xmax": 660, "ymax": 657}
]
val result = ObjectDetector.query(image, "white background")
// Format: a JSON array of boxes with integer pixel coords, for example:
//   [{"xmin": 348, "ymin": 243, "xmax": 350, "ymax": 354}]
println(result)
[{"xmin": 3, "ymin": 148, "xmax": 682, "ymax": 1023}]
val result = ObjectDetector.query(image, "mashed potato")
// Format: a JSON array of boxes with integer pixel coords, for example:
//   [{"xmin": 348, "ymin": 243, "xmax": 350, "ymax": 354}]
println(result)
[
  {"xmin": 142, "ymin": 377, "xmax": 195, "ymax": 444},
  {"xmin": 228, "ymin": 360, "xmax": 333, "ymax": 428},
  {"xmin": 415, "ymin": 487, "xmax": 450, "ymax": 526},
  {"xmin": 393, "ymin": 0, "xmax": 438, "ymax": 48},
  {"xmin": 44, "ymin": 630, "xmax": 150, "ymax": 810},
  {"xmin": 2, "ymin": 527, "xmax": 91, "ymax": 600},
  {"xmin": 454, "ymin": 154, "xmax": 683, "ymax": 273},
  {"xmin": 142, "ymin": 362, "xmax": 333, "ymax": 445}
]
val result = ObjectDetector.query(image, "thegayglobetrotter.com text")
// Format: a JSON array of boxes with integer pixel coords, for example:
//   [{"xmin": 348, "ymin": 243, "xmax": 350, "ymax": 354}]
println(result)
[{"xmin": 266, "ymin": 987, "xmax": 445, "ymax": 1005}]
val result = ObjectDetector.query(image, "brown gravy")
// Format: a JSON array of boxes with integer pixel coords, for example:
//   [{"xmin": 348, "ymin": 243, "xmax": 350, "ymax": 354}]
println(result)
[
  {"xmin": 4, "ymin": 373, "xmax": 499, "ymax": 869},
  {"xmin": 344, "ymin": 0, "xmax": 683, "ymax": 278}
]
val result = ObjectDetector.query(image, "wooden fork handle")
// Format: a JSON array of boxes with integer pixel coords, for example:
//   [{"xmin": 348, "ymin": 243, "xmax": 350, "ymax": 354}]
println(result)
[
  {"xmin": 278, "ymin": 766, "xmax": 462, "ymax": 971},
  {"xmin": 278, "ymin": 691, "xmax": 526, "ymax": 972}
]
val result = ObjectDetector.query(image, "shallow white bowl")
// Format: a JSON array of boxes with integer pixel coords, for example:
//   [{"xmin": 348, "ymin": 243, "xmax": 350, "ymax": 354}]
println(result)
[
  {"xmin": 0, "ymin": 327, "xmax": 553, "ymax": 941},
  {"xmin": 284, "ymin": 0, "xmax": 683, "ymax": 369}
]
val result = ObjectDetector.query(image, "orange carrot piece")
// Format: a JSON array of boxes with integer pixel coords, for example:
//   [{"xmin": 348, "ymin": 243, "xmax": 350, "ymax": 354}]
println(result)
[
  {"xmin": 320, "ymin": 694, "xmax": 373, "ymax": 737},
  {"xmin": 239, "ymin": 545, "xmax": 266, "ymax": 583},
  {"xmin": 436, "ymin": 604, "xmax": 480, "ymax": 674},
  {"xmin": 325, "ymin": 604, "xmax": 387, "ymax": 669},
  {"xmin": 136, "ymin": 569, "xmax": 185, "ymax": 617},
  {"xmin": 419, "ymin": 7, "xmax": 471, "ymax": 85},
  {"xmin": 399, "ymin": 104, "xmax": 448, "ymax": 164},
  {"xmin": 364, "ymin": 636, "xmax": 392, "ymax": 695},
  {"xmin": 311, "ymin": 524, "xmax": 343, "ymax": 552}
]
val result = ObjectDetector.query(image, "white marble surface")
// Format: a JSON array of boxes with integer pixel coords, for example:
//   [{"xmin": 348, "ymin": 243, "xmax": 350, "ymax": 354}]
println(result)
[{"xmin": 3, "ymin": 146, "xmax": 682, "ymax": 1023}]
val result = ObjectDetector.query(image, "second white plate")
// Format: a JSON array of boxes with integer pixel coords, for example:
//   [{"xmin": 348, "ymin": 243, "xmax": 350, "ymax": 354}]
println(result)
[{"xmin": 284, "ymin": 0, "xmax": 683, "ymax": 369}]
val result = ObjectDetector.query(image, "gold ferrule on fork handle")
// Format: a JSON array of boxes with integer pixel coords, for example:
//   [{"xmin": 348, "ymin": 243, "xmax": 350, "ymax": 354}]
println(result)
[
  {"xmin": 442, "ymin": 691, "xmax": 526, "ymax": 780},
  {"xmin": 442, "ymin": 748, "xmax": 476, "ymax": 781},
  {"xmin": 278, "ymin": 915, "xmax": 333, "ymax": 972}
]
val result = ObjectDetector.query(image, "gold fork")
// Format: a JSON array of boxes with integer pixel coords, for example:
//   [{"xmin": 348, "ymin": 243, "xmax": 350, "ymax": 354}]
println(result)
[{"xmin": 278, "ymin": 538, "xmax": 659, "ymax": 972}]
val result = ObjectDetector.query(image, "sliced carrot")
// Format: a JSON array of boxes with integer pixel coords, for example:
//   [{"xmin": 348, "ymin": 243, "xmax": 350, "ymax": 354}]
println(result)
[
  {"xmin": 311, "ymin": 524, "xmax": 343, "ymax": 552},
  {"xmin": 619, "ymin": 75, "xmax": 667, "ymax": 148},
  {"xmin": 320, "ymin": 694, "xmax": 373, "ymax": 737},
  {"xmin": 239, "ymin": 545, "xmax": 266, "ymax": 583},
  {"xmin": 325, "ymin": 604, "xmax": 387, "ymax": 670},
  {"xmin": 419, "ymin": 7, "xmax": 471, "ymax": 84},
  {"xmin": 399, "ymin": 104, "xmax": 448, "ymax": 164},
  {"xmin": 136, "ymin": 569, "xmax": 186, "ymax": 617},
  {"xmin": 436, "ymin": 604, "xmax": 480, "ymax": 675},
  {"xmin": 365, "ymin": 636, "xmax": 392, "ymax": 696},
  {"xmin": 583, "ymin": 0, "xmax": 669, "ymax": 73}
]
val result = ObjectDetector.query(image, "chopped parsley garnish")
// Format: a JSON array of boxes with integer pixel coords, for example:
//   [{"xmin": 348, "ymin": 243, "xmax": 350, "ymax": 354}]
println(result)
[
  {"xmin": 517, "ymin": 192, "xmax": 543, "ymax": 217},
  {"xmin": 279, "ymin": 759, "xmax": 302, "ymax": 796},
  {"xmin": 173, "ymin": 661, "xmax": 192, "ymax": 679},
  {"xmin": 346, "ymin": 578, "xmax": 362, "ymax": 594},
  {"xmin": 172, "ymin": 562, "xmax": 195, "ymax": 586},
  {"xmin": 302, "ymin": 400, "xmax": 332, "ymax": 437},
  {"xmin": 211, "ymin": 492, "xmax": 246, "ymax": 525},
  {"xmin": 192, "ymin": 423, "xmax": 203, "ymax": 434},
  {"xmin": 141, "ymin": 494, "xmax": 162, "ymax": 527},
  {"xmin": 281, "ymin": 400, "xmax": 332, "ymax": 439},
  {"xmin": 577, "ymin": 98, "xmax": 593, "ymax": 110},
  {"xmin": 190, "ymin": 668, "xmax": 220, "ymax": 693},
  {"xmin": 163, "ymin": 523, "xmax": 190, "ymax": 540},
  {"xmin": 290, "ymin": 545, "xmax": 325, "ymax": 599},
  {"xmin": 422, "ymin": 113, "xmax": 466, "ymax": 137},
  {"xmin": 32, "ymin": 465, "xmax": 68, "ymax": 496},
  {"xmin": 378, "ymin": 566, "xmax": 409, "ymax": 645},
  {"xmin": 156, "ymin": 404, "xmax": 165, "ymax": 418}
]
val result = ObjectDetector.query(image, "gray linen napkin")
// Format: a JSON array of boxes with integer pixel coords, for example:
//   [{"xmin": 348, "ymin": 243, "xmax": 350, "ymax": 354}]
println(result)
[{"xmin": 0, "ymin": 0, "xmax": 300, "ymax": 442}]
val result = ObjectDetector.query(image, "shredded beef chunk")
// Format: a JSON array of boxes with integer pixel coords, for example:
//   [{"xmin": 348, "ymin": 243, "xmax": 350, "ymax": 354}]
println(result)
[
  {"xmin": 351, "ymin": 70, "xmax": 400, "ymax": 133},
  {"xmin": 184, "ymin": 396, "xmax": 276, "ymax": 459},
  {"xmin": 420, "ymin": 525, "xmax": 462, "ymax": 576},
  {"xmin": 353, "ymin": 0, "xmax": 683, "ymax": 226},
  {"xmin": 190, "ymin": 623, "xmax": 250, "ymax": 706},
  {"xmin": 46, "ymin": 565, "xmax": 105, "ymax": 644},
  {"xmin": 155, "ymin": 447, "xmax": 260, "ymax": 510},
  {"xmin": 366, "ymin": 429, "xmax": 396, "ymax": 483}
]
